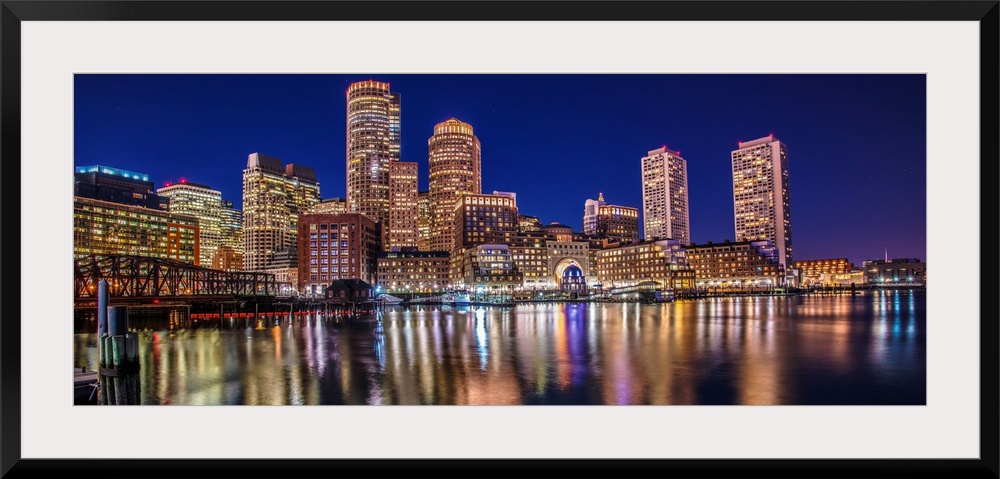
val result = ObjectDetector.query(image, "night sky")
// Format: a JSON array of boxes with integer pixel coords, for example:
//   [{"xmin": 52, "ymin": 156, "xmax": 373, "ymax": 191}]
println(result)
[{"xmin": 74, "ymin": 74, "xmax": 926, "ymax": 267}]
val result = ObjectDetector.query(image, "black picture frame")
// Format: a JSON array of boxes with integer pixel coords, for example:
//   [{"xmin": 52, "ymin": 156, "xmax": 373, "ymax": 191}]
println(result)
[{"xmin": 2, "ymin": 1, "xmax": 997, "ymax": 478}]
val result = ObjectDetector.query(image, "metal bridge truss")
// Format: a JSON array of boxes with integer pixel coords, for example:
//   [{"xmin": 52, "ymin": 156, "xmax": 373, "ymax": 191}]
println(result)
[{"xmin": 74, "ymin": 254, "xmax": 278, "ymax": 299}]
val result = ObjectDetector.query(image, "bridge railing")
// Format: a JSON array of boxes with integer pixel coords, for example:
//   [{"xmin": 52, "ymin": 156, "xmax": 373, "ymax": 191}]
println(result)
[{"xmin": 74, "ymin": 254, "xmax": 278, "ymax": 299}]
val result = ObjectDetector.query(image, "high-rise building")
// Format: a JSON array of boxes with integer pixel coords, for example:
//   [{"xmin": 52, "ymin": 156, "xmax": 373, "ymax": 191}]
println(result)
[
  {"xmin": 641, "ymin": 147, "xmax": 690, "ymax": 245},
  {"xmin": 74, "ymin": 165, "xmax": 169, "ymax": 211},
  {"xmin": 157, "ymin": 180, "xmax": 224, "ymax": 267},
  {"xmin": 428, "ymin": 118, "xmax": 481, "ymax": 252},
  {"xmin": 453, "ymin": 193, "xmax": 518, "ymax": 251},
  {"xmin": 583, "ymin": 193, "xmax": 606, "ymax": 235},
  {"xmin": 297, "ymin": 213, "xmax": 381, "ymax": 294},
  {"xmin": 310, "ymin": 197, "xmax": 348, "ymax": 215},
  {"xmin": 731, "ymin": 135, "xmax": 792, "ymax": 268},
  {"xmin": 242, "ymin": 153, "xmax": 320, "ymax": 272},
  {"xmin": 74, "ymin": 196, "xmax": 200, "ymax": 264},
  {"xmin": 417, "ymin": 191, "xmax": 432, "ymax": 251},
  {"xmin": 219, "ymin": 199, "xmax": 243, "ymax": 260},
  {"xmin": 346, "ymin": 80, "xmax": 399, "ymax": 223},
  {"xmin": 596, "ymin": 204, "xmax": 640, "ymax": 243},
  {"xmin": 388, "ymin": 161, "xmax": 419, "ymax": 251}
]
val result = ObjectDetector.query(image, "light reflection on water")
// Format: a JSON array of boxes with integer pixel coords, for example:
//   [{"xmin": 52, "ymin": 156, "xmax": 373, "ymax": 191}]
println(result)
[{"xmin": 73, "ymin": 293, "xmax": 925, "ymax": 405}]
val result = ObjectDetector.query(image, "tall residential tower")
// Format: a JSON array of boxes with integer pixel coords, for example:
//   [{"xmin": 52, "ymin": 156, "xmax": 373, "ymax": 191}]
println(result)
[
  {"xmin": 346, "ymin": 80, "xmax": 400, "ymax": 224},
  {"xmin": 428, "ymin": 118, "xmax": 481, "ymax": 252},
  {"xmin": 242, "ymin": 153, "xmax": 320, "ymax": 271},
  {"xmin": 731, "ymin": 135, "xmax": 792, "ymax": 268},
  {"xmin": 640, "ymin": 146, "xmax": 690, "ymax": 245},
  {"xmin": 157, "ymin": 180, "xmax": 224, "ymax": 267}
]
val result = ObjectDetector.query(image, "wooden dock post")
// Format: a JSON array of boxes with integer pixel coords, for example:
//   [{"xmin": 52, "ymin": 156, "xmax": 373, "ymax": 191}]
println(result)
[{"xmin": 98, "ymin": 306, "xmax": 141, "ymax": 405}]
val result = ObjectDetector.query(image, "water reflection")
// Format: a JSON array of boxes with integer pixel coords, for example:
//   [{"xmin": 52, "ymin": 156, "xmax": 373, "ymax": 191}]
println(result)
[{"xmin": 73, "ymin": 293, "xmax": 925, "ymax": 405}]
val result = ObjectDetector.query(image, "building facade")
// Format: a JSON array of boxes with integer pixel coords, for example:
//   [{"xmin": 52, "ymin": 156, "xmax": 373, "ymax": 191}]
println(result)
[
  {"xmin": 732, "ymin": 135, "xmax": 792, "ymax": 268},
  {"xmin": 453, "ymin": 193, "xmax": 518, "ymax": 251},
  {"xmin": 518, "ymin": 214, "xmax": 542, "ymax": 233},
  {"xmin": 641, "ymin": 147, "xmax": 691, "ymax": 244},
  {"xmin": 157, "ymin": 181, "xmax": 225, "ymax": 268},
  {"xmin": 74, "ymin": 165, "xmax": 169, "ymax": 211},
  {"xmin": 220, "ymin": 200, "xmax": 243, "ymax": 261},
  {"xmin": 452, "ymin": 244, "xmax": 523, "ymax": 293},
  {"xmin": 346, "ymin": 80, "xmax": 399, "ymax": 224},
  {"xmin": 74, "ymin": 196, "xmax": 200, "ymax": 264},
  {"xmin": 863, "ymin": 258, "xmax": 926, "ymax": 285},
  {"xmin": 428, "ymin": 118, "xmax": 481, "ymax": 252},
  {"xmin": 582, "ymin": 193, "xmax": 606, "ymax": 235},
  {"xmin": 212, "ymin": 244, "xmax": 243, "ymax": 272},
  {"xmin": 793, "ymin": 258, "xmax": 856, "ymax": 286},
  {"xmin": 417, "ymin": 190, "xmax": 432, "ymax": 251},
  {"xmin": 242, "ymin": 153, "xmax": 320, "ymax": 271},
  {"xmin": 686, "ymin": 240, "xmax": 785, "ymax": 290},
  {"xmin": 387, "ymin": 161, "xmax": 419, "ymax": 251},
  {"xmin": 511, "ymin": 232, "xmax": 551, "ymax": 290},
  {"xmin": 310, "ymin": 197, "xmax": 348, "ymax": 215},
  {"xmin": 377, "ymin": 251, "xmax": 451, "ymax": 293},
  {"xmin": 593, "ymin": 238, "xmax": 694, "ymax": 291},
  {"xmin": 596, "ymin": 204, "xmax": 640, "ymax": 243},
  {"xmin": 297, "ymin": 213, "xmax": 381, "ymax": 295}
]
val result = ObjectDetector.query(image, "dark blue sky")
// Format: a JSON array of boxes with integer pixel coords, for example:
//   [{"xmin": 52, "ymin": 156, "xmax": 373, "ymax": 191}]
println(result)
[{"xmin": 74, "ymin": 74, "xmax": 926, "ymax": 266}]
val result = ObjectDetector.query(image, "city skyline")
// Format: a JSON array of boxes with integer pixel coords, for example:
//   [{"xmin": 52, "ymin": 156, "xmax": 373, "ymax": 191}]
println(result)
[{"xmin": 74, "ymin": 74, "xmax": 927, "ymax": 266}]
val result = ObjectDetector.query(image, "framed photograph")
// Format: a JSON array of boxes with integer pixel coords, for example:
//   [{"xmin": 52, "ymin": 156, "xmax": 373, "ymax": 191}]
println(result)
[{"xmin": 3, "ymin": 1, "xmax": 996, "ymax": 477}]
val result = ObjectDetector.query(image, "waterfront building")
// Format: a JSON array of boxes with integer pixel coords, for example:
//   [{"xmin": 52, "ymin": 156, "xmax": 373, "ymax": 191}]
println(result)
[
  {"xmin": 541, "ymin": 222, "xmax": 574, "ymax": 242},
  {"xmin": 73, "ymin": 196, "xmax": 200, "ymax": 264},
  {"xmin": 593, "ymin": 238, "xmax": 694, "ymax": 291},
  {"xmin": 297, "ymin": 213, "xmax": 381, "ymax": 295},
  {"xmin": 511, "ymin": 232, "xmax": 552, "ymax": 290},
  {"xmin": 453, "ymin": 193, "xmax": 519, "ymax": 251},
  {"xmin": 547, "ymin": 241, "xmax": 592, "ymax": 290},
  {"xmin": 241, "ymin": 153, "xmax": 321, "ymax": 271},
  {"xmin": 641, "ymin": 147, "xmax": 691, "ymax": 244},
  {"xmin": 310, "ymin": 197, "xmax": 348, "ymax": 215},
  {"xmin": 686, "ymin": 239, "xmax": 784, "ymax": 290},
  {"xmin": 517, "ymin": 214, "xmax": 542, "ymax": 233},
  {"xmin": 596, "ymin": 204, "xmax": 640, "ymax": 243},
  {"xmin": 74, "ymin": 165, "xmax": 169, "ymax": 211},
  {"xmin": 212, "ymin": 244, "xmax": 243, "ymax": 272},
  {"xmin": 387, "ymin": 161, "xmax": 419, "ymax": 251},
  {"xmin": 377, "ymin": 250, "xmax": 451, "ymax": 293},
  {"xmin": 732, "ymin": 135, "xmax": 792, "ymax": 268},
  {"xmin": 429, "ymin": 118, "xmax": 481, "ymax": 252},
  {"xmin": 793, "ymin": 258, "xmax": 856, "ymax": 286},
  {"xmin": 582, "ymin": 193, "xmax": 606, "ymax": 235},
  {"xmin": 452, "ymin": 244, "xmax": 523, "ymax": 295},
  {"xmin": 220, "ymin": 200, "xmax": 243, "ymax": 261},
  {"xmin": 417, "ymin": 191, "xmax": 432, "ymax": 251},
  {"xmin": 862, "ymin": 258, "xmax": 926, "ymax": 285},
  {"xmin": 346, "ymin": 80, "xmax": 399, "ymax": 223},
  {"xmin": 560, "ymin": 263, "xmax": 588, "ymax": 294},
  {"xmin": 157, "ymin": 180, "xmax": 225, "ymax": 267}
]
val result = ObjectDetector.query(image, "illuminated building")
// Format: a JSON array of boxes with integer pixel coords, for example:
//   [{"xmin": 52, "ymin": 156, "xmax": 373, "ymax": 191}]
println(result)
[
  {"xmin": 593, "ymin": 238, "xmax": 694, "ymax": 291},
  {"xmin": 346, "ymin": 80, "xmax": 399, "ymax": 223},
  {"xmin": 862, "ymin": 258, "xmax": 926, "ymax": 285},
  {"xmin": 220, "ymin": 200, "xmax": 243, "ymax": 260},
  {"xmin": 548, "ymin": 241, "xmax": 592, "ymax": 290},
  {"xmin": 517, "ymin": 214, "xmax": 542, "ymax": 233},
  {"xmin": 560, "ymin": 263, "xmax": 587, "ymax": 294},
  {"xmin": 157, "ymin": 180, "xmax": 225, "ymax": 267},
  {"xmin": 452, "ymin": 244, "xmax": 523, "ymax": 293},
  {"xmin": 310, "ymin": 197, "xmax": 348, "ymax": 215},
  {"xmin": 212, "ymin": 244, "xmax": 243, "ymax": 272},
  {"xmin": 73, "ymin": 196, "xmax": 200, "ymax": 264},
  {"xmin": 417, "ymin": 191, "xmax": 432, "ymax": 251},
  {"xmin": 453, "ymin": 193, "xmax": 518, "ymax": 251},
  {"xmin": 264, "ymin": 246, "xmax": 298, "ymax": 295},
  {"xmin": 377, "ymin": 251, "xmax": 451, "ymax": 293},
  {"xmin": 74, "ymin": 165, "xmax": 168, "ymax": 210},
  {"xmin": 582, "ymin": 193, "xmax": 606, "ymax": 235},
  {"xmin": 541, "ymin": 222, "xmax": 574, "ymax": 242},
  {"xmin": 641, "ymin": 147, "xmax": 690, "ymax": 244},
  {"xmin": 793, "ymin": 258, "xmax": 856, "ymax": 286},
  {"xmin": 388, "ymin": 161, "xmax": 419, "ymax": 250},
  {"xmin": 242, "ymin": 153, "xmax": 320, "ymax": 272},
  {"xmin": 297, "ymin": 213, "xmax": 381, "ymax": 295},
  {"xmin": 686, "ymin": 240, "xmax": 784, "ymax": 290},
  {"xmin": 732, "ymin": 135, "xmax": 792, "ymax": 268},
  {"xmin": 596, "ymin": 204, "xmax": 640, "ymax": 243},
  {"xmin": 511, "ymin": 232, "xmax": 551, "ymax": 290},
  {"xmin": 428, "ymin": 118, "xmax": 481, "ymax": 252}
]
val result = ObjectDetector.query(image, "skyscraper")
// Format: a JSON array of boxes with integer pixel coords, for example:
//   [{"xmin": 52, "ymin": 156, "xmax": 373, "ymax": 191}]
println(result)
[
  {"xmin": 417, "ymin": 190, "xmax": 432, "ymax": 251},
  {"xmin": 346, "ymin": 80, "xmax": 399, "ymax": 224},
  {"xmin": 157, "ymin": 180, "xmax": 224, "ymax": 267},
  {"xmin": 582, "ymin": 192, "xmax": 606, "ymax": 235},
  {"xmin": 428, "ymin": 118, "xmax": 481, "ymax": 252},
  {"xmin": 731, "ymin": 135, "xmax": 792, "ymax": 268},
  {"xmin": 388, "ymin": 161, "xmax": 419, "ymax": 250},
  {"xmin": 641, "ymin": 146, "xmax": 691, "ymax": 245},
  {"xmin": 74, "ymin": 165, "xmax": 169, "ymax": 210},
  {"xmin": 242, "ymin": 153, "xmax": 320, "ymax": 272}
]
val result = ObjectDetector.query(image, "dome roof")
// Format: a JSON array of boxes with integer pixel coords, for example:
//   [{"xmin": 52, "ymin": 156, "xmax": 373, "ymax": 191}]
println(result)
[{"xmin": 562, "ymin": 264, "xmax": 584, "ymax": 277}]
